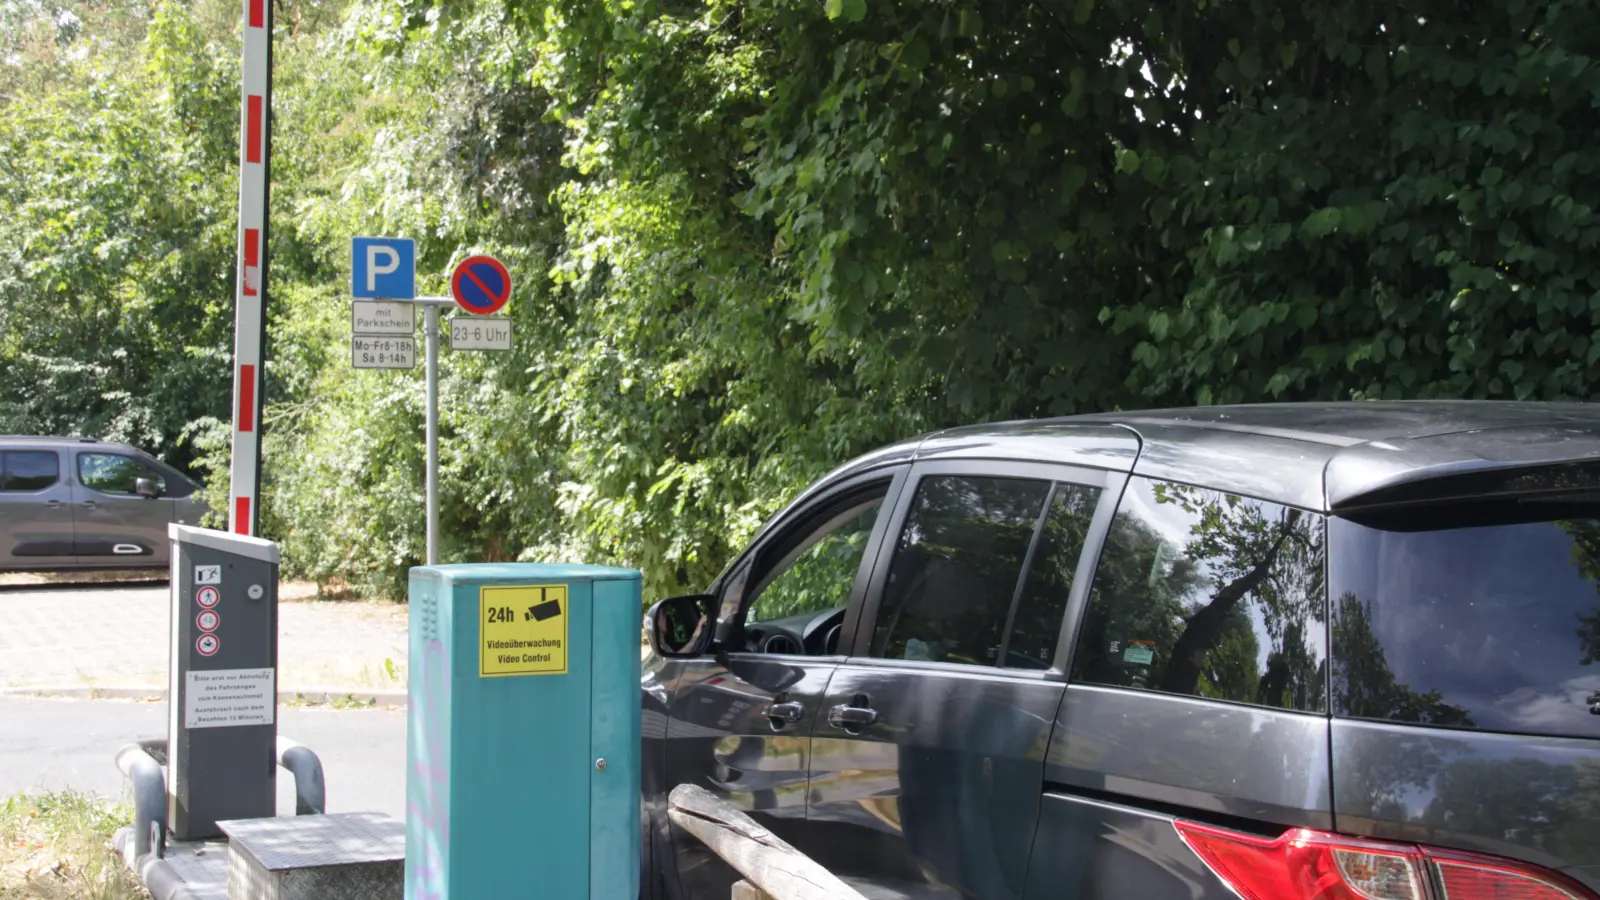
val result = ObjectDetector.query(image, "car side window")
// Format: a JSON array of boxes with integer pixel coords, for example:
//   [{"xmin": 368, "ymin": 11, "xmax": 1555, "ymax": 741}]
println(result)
[
  {"xmin": 1002, "ymin": 483, "xmax": 1102, "ymax": 669},
  {"xmin": 746, "ymin": 493, "xmax": 886, "ymax": 626},
  {"xmin": 870, "ymin": 475, "xmax": 1054, "ymax": 667},
  {"xmin": 78, "ymin": 453, "xmax": 162, "ymax": 496},
  {"xmin": 1070, "ymin": 476, "xmax": 1328, "ymax": 712},
  {"xmin": 1, "ymin": 452, "xmax": 61, "ymax": 492}
]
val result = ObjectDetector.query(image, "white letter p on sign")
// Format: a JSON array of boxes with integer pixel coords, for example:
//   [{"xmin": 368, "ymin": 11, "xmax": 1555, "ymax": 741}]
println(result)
[{"xmin": 367, "ymin": 246, "xmax": 400, "ymax": 293}]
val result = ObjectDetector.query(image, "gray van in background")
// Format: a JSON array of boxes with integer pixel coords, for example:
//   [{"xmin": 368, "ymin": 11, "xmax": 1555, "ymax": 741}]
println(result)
[{"xmin": 0, "ymin": 436, "xmax": 209, "ymax": 571}]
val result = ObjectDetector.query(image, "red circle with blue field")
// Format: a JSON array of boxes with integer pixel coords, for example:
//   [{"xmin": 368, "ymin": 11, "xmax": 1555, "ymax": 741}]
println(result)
[{"xmin": 450, "ymin": 255, "xmax": 512, "ymax": 316}]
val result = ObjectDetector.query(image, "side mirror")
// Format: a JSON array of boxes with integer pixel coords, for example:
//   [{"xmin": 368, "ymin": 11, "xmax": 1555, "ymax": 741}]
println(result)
[
  {"xmin": 135, "ymin": 477, "xmax": 161, "ymax": 499},
  {"xmin": 646, "ymin": 594, "xmax": 716, "ymax": 659}
]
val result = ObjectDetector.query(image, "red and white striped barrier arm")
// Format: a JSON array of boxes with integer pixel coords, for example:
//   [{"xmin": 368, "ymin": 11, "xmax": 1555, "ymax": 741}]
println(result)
[{"xmin": 228, "ymin": 0, "xmax": 272, "ymax": 535}]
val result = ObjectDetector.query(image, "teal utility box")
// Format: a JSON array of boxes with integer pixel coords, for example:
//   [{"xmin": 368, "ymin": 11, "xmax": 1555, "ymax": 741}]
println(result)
[{"xmin": 405, "ymin": 563, "xmax": 642, "ymax": 900}]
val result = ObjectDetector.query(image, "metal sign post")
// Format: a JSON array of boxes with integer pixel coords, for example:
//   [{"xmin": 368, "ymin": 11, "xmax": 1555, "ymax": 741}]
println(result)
[
  {"xmin": 424, "ymin": 301, "xmax": 440, "ymax": 566},
  {"xmin": 347, "ymin": 238, "xmax": 513, "ymax": 566}
]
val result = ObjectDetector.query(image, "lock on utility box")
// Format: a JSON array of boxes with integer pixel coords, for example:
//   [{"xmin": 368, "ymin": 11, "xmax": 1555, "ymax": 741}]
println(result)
[{"xmin": 406, "ymin": 563, "xmax": 642, "ymax": 900}]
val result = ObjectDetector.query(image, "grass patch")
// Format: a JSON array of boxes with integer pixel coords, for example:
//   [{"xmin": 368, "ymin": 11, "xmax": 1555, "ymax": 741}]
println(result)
[
  {"xmin": 0, "ymin": 791, "xmax": 146, "ymax": 899},
  {"xmin": 282, "ymin": 692, "xmax": 378, "ymax": 709}
]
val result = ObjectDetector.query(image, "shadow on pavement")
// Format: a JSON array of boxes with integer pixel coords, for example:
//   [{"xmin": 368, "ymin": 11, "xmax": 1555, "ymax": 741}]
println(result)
[{"xmin": 0, "ymin": 570, "xmax": 169, "ymax": 592}]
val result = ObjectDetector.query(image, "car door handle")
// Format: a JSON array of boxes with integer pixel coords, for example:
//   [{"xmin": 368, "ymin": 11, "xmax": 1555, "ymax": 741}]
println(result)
[
  {"xmin": 45, "ymin": 500, "xmax": 61, "ymax": 510},
  {"xmin": 827, "ymin": 702, "xmax": 877, "ymax": 733},
  {"xmin": 763, "ymin": 701, "xmax": 804, "ymax": 731},
  {"xmin": 81, "ymin": 501, "xmax": 96, "ymax": 509}
]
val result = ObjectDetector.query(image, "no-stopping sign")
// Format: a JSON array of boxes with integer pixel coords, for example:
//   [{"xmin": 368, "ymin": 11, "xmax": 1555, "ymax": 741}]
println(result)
[{"xmin": 450, "ymin": 254, "xmax": 512, "ymax": 316}]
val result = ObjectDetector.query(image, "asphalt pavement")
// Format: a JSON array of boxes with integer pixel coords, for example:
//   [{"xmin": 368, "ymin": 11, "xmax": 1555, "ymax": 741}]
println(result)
[{"xmin": 0, "ymin": 695, "xmax": 406, "ymax": 817}]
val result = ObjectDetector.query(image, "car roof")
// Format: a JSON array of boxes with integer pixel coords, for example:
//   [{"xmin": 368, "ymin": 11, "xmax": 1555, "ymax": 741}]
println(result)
[
  {"xmin": 0, "ymin": 435, "xmax": 130, "ymax": 448},
  {"xmin": 839, "ymin": 401, "xmax": 1600, "ymax": 513},
  {"xmin": 0, "ymin": 436, "xmax": 153, "ymax": 458}
]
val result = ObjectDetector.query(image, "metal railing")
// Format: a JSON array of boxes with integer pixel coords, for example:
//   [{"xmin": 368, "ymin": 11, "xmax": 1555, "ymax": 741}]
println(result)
[{"xmin": 114, "ymin": 735, "xmax": 326, "ymax": 865}]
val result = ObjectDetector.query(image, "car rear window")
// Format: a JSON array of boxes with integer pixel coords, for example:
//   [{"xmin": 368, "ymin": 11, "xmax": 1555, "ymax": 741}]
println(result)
[{"xmin": 1331, "ymin": 502, "xmax": 1600, "ymax": 739}]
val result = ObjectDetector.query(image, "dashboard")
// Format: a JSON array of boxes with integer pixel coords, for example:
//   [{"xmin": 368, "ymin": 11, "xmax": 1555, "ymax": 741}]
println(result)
[{"xmin": 740, "ymin": 606, "xmax": 847, "ymax": 656}]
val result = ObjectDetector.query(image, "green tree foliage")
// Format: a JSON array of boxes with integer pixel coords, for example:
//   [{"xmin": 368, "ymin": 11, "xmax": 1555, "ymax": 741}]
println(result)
[
  {"xmin": 0, "ymin": 0, "xmax": 357, "ymax": 474},
  {"xmin": 8, "ymin": 0, "xmax": 1600, "ymax": 601},
  {"xmin": 0, "ymin": 0, "xmax": 237, "ymax": 461},
  {"xmin": 1108, "ymin": 0, "xmax": 1600, "ymax": 405}
]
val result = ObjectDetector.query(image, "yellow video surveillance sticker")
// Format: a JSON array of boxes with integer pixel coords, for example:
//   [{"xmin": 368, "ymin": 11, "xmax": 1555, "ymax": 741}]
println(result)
[{"xmin": 480, "ymin": 584, "xmax": 568, "ymax": 677}]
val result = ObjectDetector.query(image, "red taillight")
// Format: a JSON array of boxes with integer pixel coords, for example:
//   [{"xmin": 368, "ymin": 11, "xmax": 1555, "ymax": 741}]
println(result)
[
  {"xmin": 1430, "ymin": 855, "xmax": 1586, "ymax": 900},
  {"xmin": 1175, "ymin": 821, "xmax": 1424, "ymax": 900},
  {"xmin": 1174, "ymin": 820, "xmax": 1593, "ymax": 900}
]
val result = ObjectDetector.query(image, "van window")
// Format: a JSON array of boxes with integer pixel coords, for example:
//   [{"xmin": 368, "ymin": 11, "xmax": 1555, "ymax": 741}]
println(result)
[
  {"xmin": 1330, "ymin": 501, "xmax": 1600, "ymax": 739},
  {"xmin": 78, "ymin": 453, "xmax": 162, "ymax": 496},
  {"xmin": 871, "ymin": 475, "xmax": 1053, "ymax": 667},
  {"xmin": 1071, "ymin": 477, "xmax": 1328, "ymax": 712},
  {"xmin": 1, "ymin": 452, "xmax": 60, "ymax": 492}
]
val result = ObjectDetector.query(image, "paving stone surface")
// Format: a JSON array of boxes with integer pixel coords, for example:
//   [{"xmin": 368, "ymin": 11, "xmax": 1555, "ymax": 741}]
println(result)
[{"xmin": 0, "ymin": 578, "xmax": 408, "ymax": 691}]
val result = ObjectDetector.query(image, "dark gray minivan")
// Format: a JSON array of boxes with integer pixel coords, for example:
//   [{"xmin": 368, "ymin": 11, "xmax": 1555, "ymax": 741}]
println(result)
[
  {"xmin": 0, "ymin": 436, "xmax": 208, "ymax": 571},
  {"xmin": 642, "ymin": 401, "xmax": 1600, "ymax": 900}
]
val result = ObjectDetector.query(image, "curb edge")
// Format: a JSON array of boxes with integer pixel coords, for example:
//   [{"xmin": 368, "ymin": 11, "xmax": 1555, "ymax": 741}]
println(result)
[{"xmin": 0, "ymin": 685, "xmax": 407, "ymax": 706}]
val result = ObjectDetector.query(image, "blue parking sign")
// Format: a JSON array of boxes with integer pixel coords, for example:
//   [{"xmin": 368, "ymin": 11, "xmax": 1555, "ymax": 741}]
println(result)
[{"xmin": 351, "ymin": 237, "xmax": 416, "ymax": 299}]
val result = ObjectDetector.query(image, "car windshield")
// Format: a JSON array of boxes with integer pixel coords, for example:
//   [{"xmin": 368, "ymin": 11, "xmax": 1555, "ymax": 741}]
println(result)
[{"xmin": 1330, "ymin": 500, "xmax": 1600, "ymax": 740}]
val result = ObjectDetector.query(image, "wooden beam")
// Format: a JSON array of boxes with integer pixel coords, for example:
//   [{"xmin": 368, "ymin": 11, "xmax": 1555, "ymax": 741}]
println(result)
[
  {"xmin": 733, "ymin": 881, "xmax": 775, "ymax": 900},
  {"xmin": 668, "ymin": 785, "xmax": 869, "ymax": 900}
]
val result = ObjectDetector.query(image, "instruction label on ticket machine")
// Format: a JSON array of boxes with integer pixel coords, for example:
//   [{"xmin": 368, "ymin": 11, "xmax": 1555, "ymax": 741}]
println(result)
[{"xmin": 480, "ymin": 584, "xmax": 568, "ymax": 677}]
